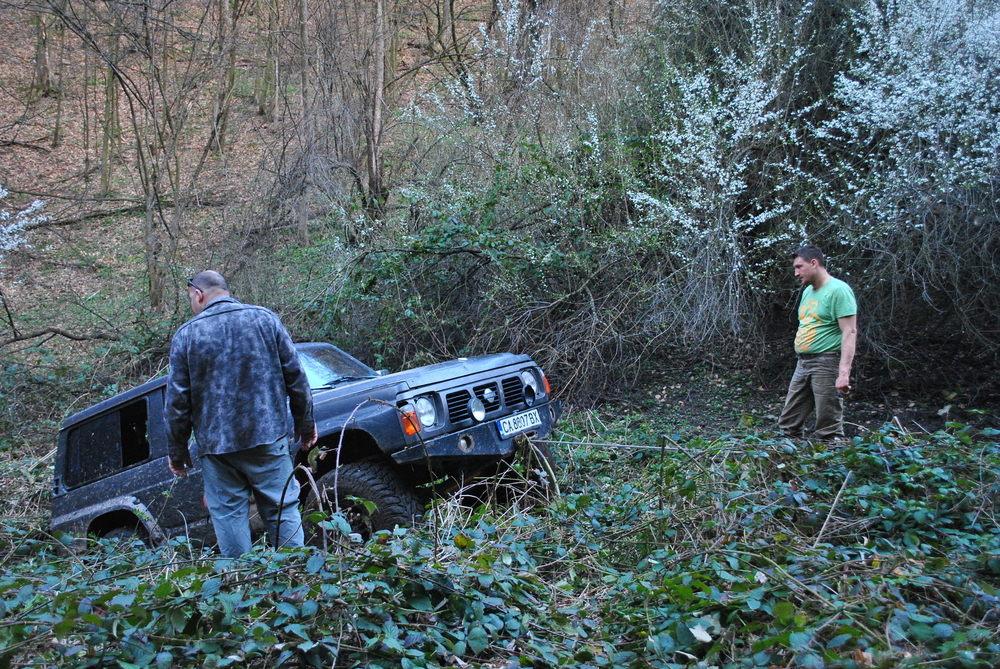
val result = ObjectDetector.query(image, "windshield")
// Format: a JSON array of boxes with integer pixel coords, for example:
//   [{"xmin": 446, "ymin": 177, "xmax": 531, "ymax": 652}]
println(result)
[{"xmin": 296, "ymin": 344, "xmax": 377, "ymax": 388}]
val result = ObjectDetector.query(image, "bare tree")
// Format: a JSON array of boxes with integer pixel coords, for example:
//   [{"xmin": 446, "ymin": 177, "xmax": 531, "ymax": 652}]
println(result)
[
  {"xmin": 299, "ymin": 0, "xmax": 310, "ymax": 110},
  {"xmin": 206, "ymin": 0, "xmax": 241, "ymax": 154},
  {"xmin": 31, "ymin": 10, "xmax": 57, "ymax": 97},
  {"xmin": 254, "ymin": 0, "xmax": 280, "ymax": 120},
  {"xmin": 98, "ymin": 15, "xmax": 120, "ymax": 197},
  {"xmin": 28, "ymin": 0, "xmax": 252, "ymax": 307}
]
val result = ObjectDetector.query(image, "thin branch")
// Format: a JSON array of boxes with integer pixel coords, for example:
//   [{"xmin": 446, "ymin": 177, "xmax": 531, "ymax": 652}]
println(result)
[
  {"xmin": 1, "ymin": 327, "xmax": 119, "ymax": 348},
  {"xmin": 813, "ymin": 472, "xmax": 853, "ymax": 548},
  {"xmin": 0, "ymin": 288, "xmax": 18, "ymax": 337}
]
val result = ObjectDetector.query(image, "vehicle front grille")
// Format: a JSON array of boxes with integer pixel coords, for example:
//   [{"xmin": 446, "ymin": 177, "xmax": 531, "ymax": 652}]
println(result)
[
  {"xmin": 446, "ymin": 390, "xmax": 472, "ymax": 423},
  {"xmin": 501, "ymin": 377, "xmax": 523, "ymax": 407},
  {"xmin": 474, "ymin": 382, "xmax": 501, "ymax": 412}
]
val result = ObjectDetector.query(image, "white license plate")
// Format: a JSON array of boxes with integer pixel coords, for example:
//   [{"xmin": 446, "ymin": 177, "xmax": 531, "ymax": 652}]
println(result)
[{"xmin": 497, "ymin": 409, "xmax": 542, "ymax": 438}]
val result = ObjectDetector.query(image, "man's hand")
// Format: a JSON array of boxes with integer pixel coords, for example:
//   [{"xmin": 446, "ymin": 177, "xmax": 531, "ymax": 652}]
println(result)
[
  {"xmin": 296, "ymin": 425, "xmax": 318, "ymax": 451},
  {"xmin": 836, "ymin": 372, "xmax": 851, "ymax": 396},
  {"xmin": 169, "ymin": 453, "xmax": 193, "ymax": 477}
]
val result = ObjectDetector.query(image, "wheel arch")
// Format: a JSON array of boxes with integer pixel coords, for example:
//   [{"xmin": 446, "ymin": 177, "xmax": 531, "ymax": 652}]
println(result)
[
  {"xmin": 88, "ymin": 509, "xmax": 152, "ymax": 540},
  {"xmin": 309, "ymin": 428, "xmax": 395, "ymax": 479}
]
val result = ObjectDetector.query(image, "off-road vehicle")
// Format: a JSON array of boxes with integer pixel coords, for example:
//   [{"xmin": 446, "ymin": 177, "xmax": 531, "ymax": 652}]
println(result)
[{"xmin": 50, "ymin": 343, "xmax": 561, "ymax": 547}]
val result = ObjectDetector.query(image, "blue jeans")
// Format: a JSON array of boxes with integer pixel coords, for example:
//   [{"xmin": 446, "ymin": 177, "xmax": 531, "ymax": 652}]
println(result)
[{"xmin": 200, "ymin": 436, "xmax": 304, "ymax": 557}]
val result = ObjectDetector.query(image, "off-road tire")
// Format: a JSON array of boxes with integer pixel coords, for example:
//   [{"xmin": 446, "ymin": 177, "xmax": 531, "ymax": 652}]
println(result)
[{"xmin": 305, "ymin": 460, "xmax": 424, "ymax": 543}]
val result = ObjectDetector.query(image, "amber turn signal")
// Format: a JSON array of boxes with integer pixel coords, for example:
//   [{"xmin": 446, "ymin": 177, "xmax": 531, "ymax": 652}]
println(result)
[{"xmin": 401, "ymin": 409, "xmax": 420, "ymax": 436}]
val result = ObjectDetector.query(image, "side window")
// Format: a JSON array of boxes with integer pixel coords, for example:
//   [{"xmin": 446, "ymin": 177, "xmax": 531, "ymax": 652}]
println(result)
[
  {"xmin": 121, "ymin": 400, "xmax": 151, "ymax": 466},
  {"xmin": 64, "ymin": 399, "xmax": 151, "ymax": 488}
]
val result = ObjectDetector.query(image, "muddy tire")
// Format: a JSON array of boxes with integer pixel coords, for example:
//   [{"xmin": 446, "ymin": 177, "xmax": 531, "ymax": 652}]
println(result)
[{"xmin": 305, "ymin": 460, "xmax": 424, "ymax": 543}]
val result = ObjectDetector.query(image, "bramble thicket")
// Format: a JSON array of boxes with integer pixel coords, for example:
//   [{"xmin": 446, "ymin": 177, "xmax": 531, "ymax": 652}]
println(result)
[{"xmin": 1, "ymin": 0, "xmax": 1000, "ymax": 666}]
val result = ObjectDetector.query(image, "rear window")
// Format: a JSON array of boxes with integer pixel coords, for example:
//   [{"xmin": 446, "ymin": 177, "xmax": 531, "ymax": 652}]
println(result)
[{"xmin": 64, "ymin": 399, "xmax": 151, "ymax": 488}]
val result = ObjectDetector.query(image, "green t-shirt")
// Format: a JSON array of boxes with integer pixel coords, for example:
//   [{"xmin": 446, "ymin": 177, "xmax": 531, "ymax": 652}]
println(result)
[{"xmin": 794, "ymin": 276, "xmax": 857, "ymax": 354}]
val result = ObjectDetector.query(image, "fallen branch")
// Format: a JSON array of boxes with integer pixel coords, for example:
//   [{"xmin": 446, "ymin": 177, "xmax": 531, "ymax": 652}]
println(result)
[
  {"xmin": 0, "ymin": 140, "xmax": 51, "ymax": 153},
  {"xmin": 1, "ymin": 327, "xmax": 119, "ymax": 348},
  {"xmin": 24, "ymin": 206, "xmax": 148, "ymax": 230},
  {"xmin": 24, "ymin": 198, "xmax": 229, "ymax": 231},
  {"xmin": 5, "ymin": 188, "xmax": 141, "ymax": 203}
]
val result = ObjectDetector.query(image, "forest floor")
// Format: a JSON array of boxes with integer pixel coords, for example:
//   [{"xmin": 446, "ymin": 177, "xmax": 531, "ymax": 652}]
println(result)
[
  {"xmin": 600, "ymin": 361, "xmax": 1000, "ymax": 446},
  {"xmin": 3, "ymin": 368, "xmax": 1000, "ymax": 668}
]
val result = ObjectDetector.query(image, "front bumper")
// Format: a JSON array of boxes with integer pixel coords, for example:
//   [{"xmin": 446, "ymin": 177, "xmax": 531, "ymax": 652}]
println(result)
[{"xmin": 392, "ymin": 400, "xmax": 562, "ymax": 465}]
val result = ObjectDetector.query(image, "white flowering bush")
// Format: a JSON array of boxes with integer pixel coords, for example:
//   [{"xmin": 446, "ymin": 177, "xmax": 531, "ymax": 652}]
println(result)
[
  {"xmin": 810, "ymin": 0, "xmax": 1000, "ymax": 341},
  {"xmin": 626, "ymin": 0, "xmax": 1000, "ymax": 353},
  {"xmin": 0, "ymin": 184, "xmax": 46, "ymax": 268},
  {"xmin": 627, "ymin": 0, "xmax": 820, "ymax": 343},
  {"xmin": 628, "ymin": 64, "xmax": 790, "ymax": 340}
]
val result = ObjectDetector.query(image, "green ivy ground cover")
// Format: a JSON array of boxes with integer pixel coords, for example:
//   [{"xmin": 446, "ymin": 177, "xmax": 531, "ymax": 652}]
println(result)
[{"xmin": 2, "ymin": 421, "xmax": 1000, "ymax": 668}]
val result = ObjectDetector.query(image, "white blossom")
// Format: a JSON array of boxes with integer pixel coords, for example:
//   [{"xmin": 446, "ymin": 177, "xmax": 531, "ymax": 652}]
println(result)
[{"xmin": 0, "ymin": 184, "xmax": 47, "ymax": 268}]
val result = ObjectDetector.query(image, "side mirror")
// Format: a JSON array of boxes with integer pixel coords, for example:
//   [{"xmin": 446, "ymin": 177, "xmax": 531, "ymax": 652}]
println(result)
[{"xmin": 375, "ymin": 369, "xmax": 390, "ymax": 377}]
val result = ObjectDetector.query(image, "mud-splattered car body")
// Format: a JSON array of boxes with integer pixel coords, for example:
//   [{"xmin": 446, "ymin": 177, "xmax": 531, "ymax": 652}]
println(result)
[{"xmin": 50, "ymin": 344, "xmax": 561, "ymax": 546}]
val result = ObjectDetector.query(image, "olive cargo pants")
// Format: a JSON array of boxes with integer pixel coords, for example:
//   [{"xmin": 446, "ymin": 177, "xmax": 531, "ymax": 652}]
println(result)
[{"xmin": 778, "ymin": 351, "xmax": 844, "ymax": 440}]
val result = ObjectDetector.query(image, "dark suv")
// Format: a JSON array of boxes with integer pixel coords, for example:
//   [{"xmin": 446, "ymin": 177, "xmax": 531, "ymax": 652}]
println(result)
[{"xmin": 50, "ymin": 344, "xmax": 561, "ymax": 547}]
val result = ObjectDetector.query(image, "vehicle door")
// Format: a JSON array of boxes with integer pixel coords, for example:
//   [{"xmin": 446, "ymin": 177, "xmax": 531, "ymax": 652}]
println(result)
[{"xmin": 58, "ymin": 388, "xmax": 210, "ymax": 540}]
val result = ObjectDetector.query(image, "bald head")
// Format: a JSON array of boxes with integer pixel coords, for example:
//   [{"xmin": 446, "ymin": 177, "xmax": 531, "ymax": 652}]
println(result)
[
  {"xmin": 187, "ymin": 270, "xmax": 230, "ymax": 315},
  {"xmin": 189, "ymin": 270, "xmax": 229, "ymax": 293}
]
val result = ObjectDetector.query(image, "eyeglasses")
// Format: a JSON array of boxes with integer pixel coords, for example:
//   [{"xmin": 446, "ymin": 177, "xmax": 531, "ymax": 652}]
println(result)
[{"xmin": 187, "ymin": 278, "xmax": 203, "ymax": 292}]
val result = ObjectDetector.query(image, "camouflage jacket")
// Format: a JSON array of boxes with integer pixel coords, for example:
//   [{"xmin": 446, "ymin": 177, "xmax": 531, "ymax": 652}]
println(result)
[{"xmin": 165, "ymin": 297, "xmax": 314, "ymax": 461}]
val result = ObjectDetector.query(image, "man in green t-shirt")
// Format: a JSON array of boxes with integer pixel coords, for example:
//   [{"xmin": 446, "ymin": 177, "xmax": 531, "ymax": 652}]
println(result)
[{"xmin": 778, "ymin": 245, "xmax": 858, "ymax": 441}]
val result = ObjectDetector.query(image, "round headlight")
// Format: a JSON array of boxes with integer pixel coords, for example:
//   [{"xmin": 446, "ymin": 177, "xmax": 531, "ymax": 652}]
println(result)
[
  {"xmin": 520, "ymin": 370, "xmax": 540, "ymax": 395},
  {"xmin": 523, "ymin": 383, "xmax": 536, "ymax": 407},
  {"xmin": 415, "ymin": 396, "xmax": 436, "ymax": 427},
  {"xmin": 468, "ymin": 397, "xmax": 487, "ymax": 422}
]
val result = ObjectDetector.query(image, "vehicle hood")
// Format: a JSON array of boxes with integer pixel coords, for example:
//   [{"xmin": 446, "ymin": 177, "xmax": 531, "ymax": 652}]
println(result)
[
  {"xmin": 384, "ymin": 353, "xmax": 532, "ymax": 388},
  {"xmin": 309, "ymin": 352, "xmax": 533, "ymax": 399}
]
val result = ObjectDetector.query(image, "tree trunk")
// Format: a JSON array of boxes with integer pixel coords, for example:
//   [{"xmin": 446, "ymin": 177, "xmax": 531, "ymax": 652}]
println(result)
[
  {"xmin": 51, "ymin": 19, "xmax": 65, "ymax": 147},
  {"xmin": 99, "ymin": 27, "xmax": 120, "ymax": 197},
  {"xmin": 208, "ymin": 0, "xmax": 236, "ymax": 152},
  {"xmin": 32, "ymin": 11, "xmax": 53, "ymax": 98},
  {"xmin": 144, "ymin": 191, "xmax": 165, "ymax": 311},
  {"xmin": 366, "ymin": 0, "xmax": 386, "ymax": 218},
  {"xmin": 299, "ymin": 0, "xmax": 309, "ymax": 111},
  {"xmin": 254, "ymin": 0, "xmax": 278, "ymax": 119},
  {"xmin": 82, "ymin": 5, "xmax": 91, "ymax": 176},
  {"xmin": 296, "ymin": 197, "xmax": 309, "ymax": 245}
]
